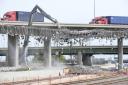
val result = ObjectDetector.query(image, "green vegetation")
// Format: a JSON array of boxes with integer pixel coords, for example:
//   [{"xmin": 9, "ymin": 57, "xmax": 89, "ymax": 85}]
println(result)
[
  {"xmin": 16, "ymin": 67, "xmax": 31, "ymax": 71},
  {"xmin": 59, "ymin": 55, "xmax": 65, "ymax": 62},
  {"xmin": 55, "ymin": 53, "xmax": 65, "ymax": 63}
]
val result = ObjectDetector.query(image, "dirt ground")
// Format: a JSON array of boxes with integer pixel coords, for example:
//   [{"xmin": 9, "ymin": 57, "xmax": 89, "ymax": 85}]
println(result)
[{"xmin": 0, "ymin": 67, "xmax": 63, "ymax": 83}]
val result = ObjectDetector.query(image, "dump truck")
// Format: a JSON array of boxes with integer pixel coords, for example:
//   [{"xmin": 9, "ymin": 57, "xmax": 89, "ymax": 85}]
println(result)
[
  {"xmin": 90, "ymin": 16, "xmax": 128, "ymax": 25},
  {"xmin": 1, "ymin": 11, "xmax": 44, "ymax": 22}
]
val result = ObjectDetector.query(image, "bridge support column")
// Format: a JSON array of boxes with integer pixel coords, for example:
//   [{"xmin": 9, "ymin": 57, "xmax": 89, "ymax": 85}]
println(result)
[
  {"xmin": 43, "ymin": 37, "xmax": 52, "ymax": 67},
  {"xmin": 77, "ymin": 51, "xmax": 83, "ymax": 65},
  {"xmin": 8, "ymin": 35, "xmax": 19, "ymax": 67},
  {"xmin": 118, "ymin": 37, "xmax": 123, "ymax": 70},
  {"xmin": 82, "ymin": 54, "xmax": 93, "ymax": 66}
]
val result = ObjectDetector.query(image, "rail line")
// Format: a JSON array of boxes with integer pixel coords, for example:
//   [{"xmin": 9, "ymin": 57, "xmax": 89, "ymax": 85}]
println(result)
[
  {"xmin": 0, "ymin": 76, "xmax": 60, "ymax": 85},
  {"xmin": 87, "ymin": 76, "xmax": 128, "ymax": 85},
  {"xmin": 52, "ymin": 75, "xmax": 128, "ymax": 85},
  {"xmin": 0, "ymin": 75, "xmax": 84, "ymax": 85},
  {"xmin": 51, "ymin": 74, "xmax": 122, "ymax": 85},
  {"xmin": 1, "ymin": 73, "xmax": 127, "ymax": 85}
]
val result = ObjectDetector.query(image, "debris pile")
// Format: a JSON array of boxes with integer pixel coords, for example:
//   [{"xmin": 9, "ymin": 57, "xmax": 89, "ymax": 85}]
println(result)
[
  {"xmin": 64, "ymin": 65, "xmax": 102, "ymax": 75},
  {"xmin": 0, "ymin": 66, "xmax": 30, "ymax": 72}
]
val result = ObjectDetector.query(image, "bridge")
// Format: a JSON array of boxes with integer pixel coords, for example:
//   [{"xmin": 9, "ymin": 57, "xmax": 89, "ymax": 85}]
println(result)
[
  {"xmin": 0, "ymin": 21, "xmax": 127, "ymax": 69},
  {"xmin": 0, "ymin": 46, "xmax": 127, "ymax": 55}
]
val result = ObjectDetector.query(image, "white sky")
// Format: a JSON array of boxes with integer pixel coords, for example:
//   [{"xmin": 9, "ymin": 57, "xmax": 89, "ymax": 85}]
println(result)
[{"xmin": 0, "ymin": 0, "xmax": 128, "ymax": 23}]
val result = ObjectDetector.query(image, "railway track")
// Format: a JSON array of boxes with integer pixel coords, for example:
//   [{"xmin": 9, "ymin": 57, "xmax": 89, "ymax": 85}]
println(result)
[
  {"xmin": 0, "ymin": 76, "xmax": 59, "ymax": 85},
  {"xmin": 53, "ymin": 75, "xmax": 128, "ymax": 85},
  {"xmin": 0, "ymin": 75, "xmax": 82, "ymax": 85},
  {"xmin": 87, "ymin": 77, "xmax": 128, "ymax": 85},
  {"xmin": 1, "ymin": 73, "xmax": 127, "ymax": 85}
]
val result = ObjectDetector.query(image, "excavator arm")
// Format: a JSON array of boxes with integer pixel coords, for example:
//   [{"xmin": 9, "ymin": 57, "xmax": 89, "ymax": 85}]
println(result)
[
  {"xmin": 21, "ymin": 5, "xmax": 58, "ymax": 65},
  {"xmin": 29, "ymin": 5, "xmax": 58, "ymax": 24}
]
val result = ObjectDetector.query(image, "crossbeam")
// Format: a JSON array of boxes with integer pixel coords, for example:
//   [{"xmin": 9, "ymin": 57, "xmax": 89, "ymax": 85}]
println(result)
[{"xmin": 0, "ymin": 46, "xmax": 128, "ymax": 55}]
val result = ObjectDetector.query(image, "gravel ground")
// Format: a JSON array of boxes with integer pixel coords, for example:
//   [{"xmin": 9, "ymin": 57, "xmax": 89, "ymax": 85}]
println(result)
[
  {"xmin": 0, "ymin": 67, "xmax": 64, "ymax": 83},
  {"xmin": 71, "ymin": 75, "xmax": 128, "ymax": 85},
  {"xmin": 111, "ymin": 81, "xmax": 128, "ymax": 85}
]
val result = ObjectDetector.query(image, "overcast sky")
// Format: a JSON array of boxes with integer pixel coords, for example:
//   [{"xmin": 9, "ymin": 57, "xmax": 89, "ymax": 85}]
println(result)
[{"xmin": 0, "ymin": 0, "xmax": 128, "ymax": 23}]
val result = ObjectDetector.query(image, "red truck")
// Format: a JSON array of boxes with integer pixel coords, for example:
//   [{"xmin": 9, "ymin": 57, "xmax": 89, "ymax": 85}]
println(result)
[
  {"xmin": 90, "ymin": 16, "xmax": 128, "ymax": 25},
  {"xmin": 1, "ymin": 11, "xmax": 44, "ymax": 22}
]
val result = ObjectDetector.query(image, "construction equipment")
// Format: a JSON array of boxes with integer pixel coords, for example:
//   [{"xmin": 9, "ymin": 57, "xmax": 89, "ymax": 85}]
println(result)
[
  {"xmin": 1, "ymin": 5, "xmax": 58, "ymax": 23},
  {"xmin": 22, "ymin": 5, "xmax": 58, "ymax": 65}
]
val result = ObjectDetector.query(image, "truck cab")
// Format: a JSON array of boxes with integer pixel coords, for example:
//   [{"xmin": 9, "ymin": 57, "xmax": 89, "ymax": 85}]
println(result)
[
  {"xmin": 90, "ymin": 16, "xmax": 108, "ymax": 24},
  {"xmin": 1, "ymin": 11, "xmax": 44, "ymax": 22},
  {"xmin": 1, "ymin": 11, "xmax": 16, "ymax": 21}
]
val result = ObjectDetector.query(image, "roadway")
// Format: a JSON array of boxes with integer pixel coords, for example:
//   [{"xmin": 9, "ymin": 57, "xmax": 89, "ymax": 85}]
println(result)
[
  {"xmin": 1, "ymin": 21, "xmax": 128, "ymax": 29},
  {"xmin": 0, "ymin": 46, "xmax": 128, "ymax": 55}
]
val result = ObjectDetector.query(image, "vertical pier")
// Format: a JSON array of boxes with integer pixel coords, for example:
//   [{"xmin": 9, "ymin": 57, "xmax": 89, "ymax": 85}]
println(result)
[
  {"xmin": 8, "ymin": 35, "xmax": 19, "ymax": 66},
  {"xmin": 83, "ymin": 54, "xmax": 93, "ymax": 66},
  {"xmin": 77, "ymin": 51, "xmax": 83, "ymax": 65},
  {"xmin": 118, "ymin": 37, "xmax": 123, "ymax": 70},
  {"xmin": 43, "ymin": 37, "xmax": 52, "ymax": 67}
]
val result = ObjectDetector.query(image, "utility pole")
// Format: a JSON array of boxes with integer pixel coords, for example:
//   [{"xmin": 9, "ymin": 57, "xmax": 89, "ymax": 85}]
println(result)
[{"xmin": 94, "ymin": 0, "xmax": 96, "ymax": 18}]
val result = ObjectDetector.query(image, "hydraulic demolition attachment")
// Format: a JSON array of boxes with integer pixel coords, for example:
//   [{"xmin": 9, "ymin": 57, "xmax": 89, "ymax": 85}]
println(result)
[{"xmin": 21, "ymin": 5, "xmax": 58, "ymax": 65}]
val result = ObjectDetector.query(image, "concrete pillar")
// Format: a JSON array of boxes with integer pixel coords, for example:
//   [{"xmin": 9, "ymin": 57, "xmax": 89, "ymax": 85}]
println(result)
[
  {"xmin": 77, "ymin": 51, "xmax": 83, "ymax": 65},
  {"xmin": 43, "ymin": 37, "xmax": 52, "ymax": 67},
  {"xmin": 82, "ymin": 54, "xmax": 93, "ymax": 66},
  {"xmin": 118, "ymin": 37, "xmax": 123, "ymax": 70},
  {"xmin": 8, "ymin": 35, "xmax": 19, "ymax": 67}
]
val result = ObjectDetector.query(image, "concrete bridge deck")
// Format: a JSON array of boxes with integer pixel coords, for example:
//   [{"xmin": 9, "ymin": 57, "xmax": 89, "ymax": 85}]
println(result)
[{"xmin": 0, "ymin": 21, "xmax": 128, "ymax": 37}]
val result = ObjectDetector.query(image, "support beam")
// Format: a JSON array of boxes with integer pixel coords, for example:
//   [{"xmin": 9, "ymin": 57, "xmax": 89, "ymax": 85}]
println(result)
[
  {"xmin": 77, "ymin": 51, "xmax": 83, "ymax": 65},
  {"xmin": 43, "ymin": 37, "xmax": 52, "ymax": 67},
  {"xmin": 118, "ymin": 37, "xmax": 123, "ymax": 70},
  {"xmin": 82, "ymin": 54, "xmax": 93, "ymax": 66},
  {"xmin": 8, "ymin": 35, "xmax": 19, "ymax": 67}
]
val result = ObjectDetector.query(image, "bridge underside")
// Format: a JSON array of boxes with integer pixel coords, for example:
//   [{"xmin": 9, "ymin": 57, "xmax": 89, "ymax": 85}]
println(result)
[
  {"xmin": 29, "ymin": 47, "xmax": 128, "ymax": 55},
  {"xmin": 0, "ymin": 46, "xmax": 128, "ymax": 55}
]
